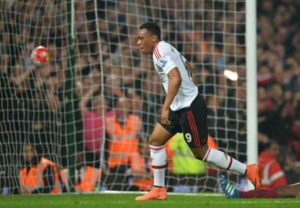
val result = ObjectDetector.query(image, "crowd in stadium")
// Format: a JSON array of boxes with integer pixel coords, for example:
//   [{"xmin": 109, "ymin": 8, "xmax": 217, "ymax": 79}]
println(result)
[
  {"xmin": 0, "ymin": 0, "xmax": 299, "ymax": 194},
  {"xmin": 256, "ymin": 0, "xmax": 300, "ymax": 185}
]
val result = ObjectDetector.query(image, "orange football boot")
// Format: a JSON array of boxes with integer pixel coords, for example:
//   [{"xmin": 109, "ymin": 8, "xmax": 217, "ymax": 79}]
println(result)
[
  {"xmin": 246, "ymin": 164, "xmax": 261, "ymax": 189},
  {"xmin": 135, "ymin": 187, "xmax": 167, "ymax": 201}
]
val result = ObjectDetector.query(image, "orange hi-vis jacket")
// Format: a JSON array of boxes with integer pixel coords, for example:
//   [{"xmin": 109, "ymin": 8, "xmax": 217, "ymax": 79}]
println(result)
[
  {"xmin": 19, "ymin": 157, "xmax": 60, "ymax": 194},
  {"xmin": 60, "ymin": 166, "xmax": 101, "ymax": 192},
  {"xmin": 129, "ymin": 151, "xmax": 153, "ymax": 191},
  {"xmin": 106, "ymin": 113, "xmax": 142, "ymax": 169},
  {"xmin": 259, "ymin": 151, "xmax": 287, "ymax": 189}
]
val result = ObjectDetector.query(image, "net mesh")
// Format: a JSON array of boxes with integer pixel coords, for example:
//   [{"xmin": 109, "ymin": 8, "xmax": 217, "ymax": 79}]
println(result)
[{"xmin": 0, "ymin": 0, "xmax": 247, "ymax": 194}]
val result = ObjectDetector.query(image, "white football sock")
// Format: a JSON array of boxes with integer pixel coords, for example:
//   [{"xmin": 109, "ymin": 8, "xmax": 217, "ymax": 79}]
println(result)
[
  {"xmin": 203, "ymin": 148, "xmax": 246, "ymax": 174},
  {"xmin": 149, "ymin": 145, "xmax": 167, "ymax": 187}
]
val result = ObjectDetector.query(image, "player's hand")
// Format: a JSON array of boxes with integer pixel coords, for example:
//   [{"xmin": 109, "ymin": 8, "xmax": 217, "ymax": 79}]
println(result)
[{"xmin": 160, "ymin": 108, "xmax": 171, "ymax": 125}]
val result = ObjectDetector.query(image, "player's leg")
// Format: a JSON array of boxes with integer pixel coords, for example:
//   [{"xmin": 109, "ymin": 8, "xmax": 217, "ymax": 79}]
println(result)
[
  {"xmin": 191, "ymin": 144, "xmax": 248, "ymax": 176},
  {"xmin": 220, "ymin": 175, "xmax": 277, "ymax": 198},
  {"xmin": 219, "ymin": 175, "xmax": 240, "ymax": 198},
  {"xmin": 135, "ymin": 122, "xmax": 177, "ymax": 201},
  {"xmin": 276, "ymin": 182, "xmax": 300, "ymax": 197},
  {"xmin": 181, "ymin": 94, "xmax": 260, "ymax": 188},
  {"xmin": 236, "ymin": 184, "xmax": 300, "ymax": 198},
  {"xmin": 148, "ymin": 123, "xmax": 174, "ymax": 188},
  {"xmin": 181, "ymin": 94, "xmax": 246, "ymax": 172}
]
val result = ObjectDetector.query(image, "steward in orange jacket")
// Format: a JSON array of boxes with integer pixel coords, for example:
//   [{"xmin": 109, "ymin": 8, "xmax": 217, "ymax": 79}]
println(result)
[
  {"xmin": 259, "ymin": 141, "xmax": 287, "ymax": 189},
  {"xmin": 60, "ymin": 166, "xmax": 101, "ymax": 193},
  {"xmin": 19, "ymin": 144, "xmax": 60, "ymax": 194},
  {"xmin": 105, "ymin": 97, "xmax": 142, "ymax": 170},
  {"xmin": 129, "ymin": 140, "xmax": 153, "ymax": 191}
]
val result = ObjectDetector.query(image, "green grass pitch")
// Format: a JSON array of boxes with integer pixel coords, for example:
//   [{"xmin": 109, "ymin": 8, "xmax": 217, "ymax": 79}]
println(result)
[{"xmin": 0, "ymin": 193, "xmax": 299, "ymax": 208}]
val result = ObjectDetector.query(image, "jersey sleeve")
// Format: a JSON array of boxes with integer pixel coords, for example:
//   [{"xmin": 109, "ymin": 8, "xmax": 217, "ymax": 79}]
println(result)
[
  {"xmin": 181, "ymin": 54, "xmax": 187, "ymax": 63},
  {"xmin": 156, "ymin": 45, "xmax": 178, "ymax": 74},
  {"xmin": 160, "ymin": 55, "xmax": 178, "ymax": 74}
]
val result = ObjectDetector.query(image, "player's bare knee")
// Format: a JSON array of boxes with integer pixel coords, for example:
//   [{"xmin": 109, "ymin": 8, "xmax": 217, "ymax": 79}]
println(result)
[{"xmin": 148, "ymin": 135, "xmax": 164, "ymax": 146}]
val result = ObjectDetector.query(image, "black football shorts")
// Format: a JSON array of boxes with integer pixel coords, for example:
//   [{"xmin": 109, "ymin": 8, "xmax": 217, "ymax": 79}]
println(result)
[{"xmin": 159, "ymin": 93, "xmax": 208, "ymax": 148}]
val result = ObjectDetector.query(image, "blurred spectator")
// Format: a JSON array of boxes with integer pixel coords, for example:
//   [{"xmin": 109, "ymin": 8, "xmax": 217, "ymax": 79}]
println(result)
[
  {"xmin": 104, "ymin": 96, "xmax": 142, "ymax": 190},
  {"xmin": 283, "ymin": 145, "xmax": 300, "ymax": 184},
  {"xmin": 258, "ymin": 132, "xmax": 270, "ymax": 153},
  {"xmin": 104, "ymin": 70, "xmax": 123, "ymax": 110},
  {"xmin": 165, "ymin": 133, "xmax": 218, "ymax": 193},
  {"xmin": 127, "ymin": 88, "xmax": 148, "ymax": 136},
  {"xmin": 142, "ymin": 72, "xmax": 164, "ymax": 134},
  {"xmin": 257, "ymin": 1, "xmax": 300, "ymax": 162},
  {"xmin": 259, "ymin": 140, "xmax": 287, "ymax": 189},
  {"xmin": 105, "ymin": 96, "xmax": 142, "ymax": 172},
  {"xmin": 285, "ymin": 117, "xmax": 300, "ymax": 161},
  {"xmin": 60, "ymin": 152, "xmax": 101, "ymax": 193},
  {"xmin": 80, "ymin": 83, "xmax": 107, "ymax": 168},
  {"xmin": 0, "ymin": 54, "xmax": 19, "ymax": 195},
  {"xmin": 165, "ymin": 133, "xmax": 206, "ymax": 193},
  {"xmin": 128, "ymin": 139, "xmax": 153, "ymax": 191},
  {"xmin": 19, "ymin": 144, "xmax": 60, "ymax": 194},
  {"xmin": 9, "ymin": 63, "xmax": 62, "ymax": 162},
  {"xmin": 127, "ymin": 89, "xmax": 143, "ymax": 116}
]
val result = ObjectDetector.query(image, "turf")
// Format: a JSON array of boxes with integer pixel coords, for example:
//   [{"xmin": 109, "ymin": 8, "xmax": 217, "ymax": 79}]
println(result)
[{"xmin": 0, "ymin": 193, "xmax": 299, "ymax": 208}]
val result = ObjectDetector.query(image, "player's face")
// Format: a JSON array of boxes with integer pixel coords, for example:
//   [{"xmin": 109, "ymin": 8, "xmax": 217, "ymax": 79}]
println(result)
[{"xmin": 137, "ymin": 29, "xmax": 156, "ymax": 55}]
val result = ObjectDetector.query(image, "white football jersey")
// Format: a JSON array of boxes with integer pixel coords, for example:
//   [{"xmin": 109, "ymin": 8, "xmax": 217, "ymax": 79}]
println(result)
[{"xmin": 153, "ymin": 41, "xmax": 198, "ymax": 111}]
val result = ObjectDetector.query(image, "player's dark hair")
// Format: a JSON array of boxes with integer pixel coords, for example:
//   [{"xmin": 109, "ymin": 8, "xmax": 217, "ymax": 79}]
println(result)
[{"xmin": 139, "ymin": 22, "xmax": 161, "ymax": 40}]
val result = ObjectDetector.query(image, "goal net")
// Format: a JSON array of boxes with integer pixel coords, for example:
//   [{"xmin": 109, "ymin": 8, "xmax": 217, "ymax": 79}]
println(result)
[{"xmin": 0, "ymin": 0, "xmax": 248, "ymax": 194}]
